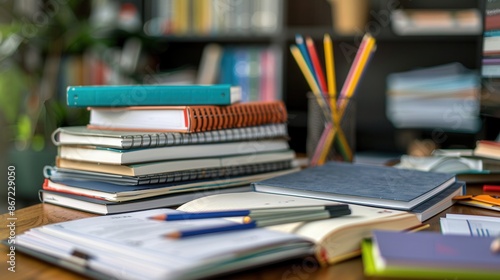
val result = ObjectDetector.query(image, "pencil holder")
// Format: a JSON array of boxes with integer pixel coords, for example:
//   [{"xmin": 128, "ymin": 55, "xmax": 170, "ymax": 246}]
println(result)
[{"xmin": 306, "ymin": 92, "xmax": 356, "ymax": 164}]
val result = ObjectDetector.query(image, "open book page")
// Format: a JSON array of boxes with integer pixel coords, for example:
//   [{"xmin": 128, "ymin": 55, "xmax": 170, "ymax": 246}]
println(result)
[
  {"xmin": 440, "ymin": 213, "xmax": 500, "ymax": 236},
  {"xmin": 17, "ymin": 208, "xmax": 312, "ymax": 280},
  {"xmin": 178, "ymin": 192, "xmax": 421, "ymax": 263}
]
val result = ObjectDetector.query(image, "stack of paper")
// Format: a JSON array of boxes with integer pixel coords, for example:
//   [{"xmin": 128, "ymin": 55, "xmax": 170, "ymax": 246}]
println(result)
[{"xmin": 386, "ymin": 63, "xmax": 481, "ymax": 133}]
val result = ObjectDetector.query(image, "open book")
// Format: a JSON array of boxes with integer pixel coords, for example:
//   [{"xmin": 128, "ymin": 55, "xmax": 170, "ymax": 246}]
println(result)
[
  {"xmin": 14, "ymin": 209, "xmax": 314, "ymax": 280},
  {"xmin": 178, "ymin": 192, "xmax": 422, "ymax": 264}
]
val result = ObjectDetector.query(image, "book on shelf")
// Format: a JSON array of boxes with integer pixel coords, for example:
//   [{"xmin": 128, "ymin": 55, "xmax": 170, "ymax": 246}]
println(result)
[
  {"xmin": 386, "ymin": 62, "xmax": 481, "ymax": 133},
  {"xmin": 66, "ymin": 84, "xmax": 242, "ymax": 107},
  {"xmin": 87, "ymin": 100, "xmax": 287, "ymax": 132},
  {"xmin": 52, "ymin": 123, "xmax": 288, "ymax": 149},
  {"xmin": 53, "ymin": 150, "xmax": 295, "ymax": 176},
  {"xmin": 39, "ymin": 185, "xmax": 253, "ymax": 215},
  {"xmin": 252, "ymin": 161, "xmax": 456, "ymax": 211},
  {"xmin": 362, "ymin": 230, "xmax": 500, "ymax": 279},
  {"xmin": 46, "ymin": 156, "xmax": 294, "ymax": 185},
  {"xmin": 390, "ymin": 9, "xmax": 481, "ymax": 35},
  {"xmin": 12, "ymin": 208, "xmax": 314, "ymax": 279},
  {"xmin": 57, "ymin": 139, "xmax": 290, "ymax": 165},
  {"xmin": 42, "ymin": 168, "xmax": 300, "ymax": 203},
  {"xmin": 177, "ymin": 192, "xmax": 422, "ymax": 264},
  {"xmin": 144, "ymin": 0, "xmax": 281, "ymax": 36}
]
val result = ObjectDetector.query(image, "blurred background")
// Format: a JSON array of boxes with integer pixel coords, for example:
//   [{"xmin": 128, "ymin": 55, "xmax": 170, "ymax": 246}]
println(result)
[{"xmin": 1, "ymin": 0, "xmax": 499, "ymax": 211}]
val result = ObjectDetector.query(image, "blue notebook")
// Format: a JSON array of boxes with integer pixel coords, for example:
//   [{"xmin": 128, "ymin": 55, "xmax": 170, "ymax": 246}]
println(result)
[
  {"xmin": 67, "ymin": 84, "xmax": 242, "ymax": 107},
  {"xmin": 252, "ymin": 161, "xmax": 456, "ymax": 210}
]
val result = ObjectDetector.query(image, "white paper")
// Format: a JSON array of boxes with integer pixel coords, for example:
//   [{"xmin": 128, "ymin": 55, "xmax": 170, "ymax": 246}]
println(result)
[
  {"xmin": 17, "ymin": 208, "xmax": 311, "ymax": 280},
  {"xmin": 440, "ymin": 213, "xmax": 500, "ymax": 237}
]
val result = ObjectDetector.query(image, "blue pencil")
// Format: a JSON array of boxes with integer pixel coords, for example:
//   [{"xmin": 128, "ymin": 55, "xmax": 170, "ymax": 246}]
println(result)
[
  {"xmin": 149, "ymin": 205, "xmax": 347, "ymax": 221},
  {"xmin": 167, "ymin": 222, "xmax": 258, "ymax": 238},
  {"xmin": 295, "ymin": 34, "xmax": 318, "ymax": 86},
  {"xmin": 164, "ymin": 208, "xmax": 351, "ymax": 239}
]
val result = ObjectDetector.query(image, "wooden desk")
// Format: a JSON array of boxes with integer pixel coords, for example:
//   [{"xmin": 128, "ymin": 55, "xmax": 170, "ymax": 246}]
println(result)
[{"xmin": 1, "ymin": 186, "xmax": 500, "ymax": 280}]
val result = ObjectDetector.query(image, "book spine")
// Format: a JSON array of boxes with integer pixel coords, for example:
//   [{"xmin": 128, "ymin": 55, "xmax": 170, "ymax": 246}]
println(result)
[
  {"xmin": 188, "ymin": 101, "xmax": 287, "ymax": 132},
  {"xmin": 119, "ymin": 124, "xmax": 288, "ymax": 149},
  {"xmin": 137, "ymin": 160, "xmax": 292, "ymax": 185}
]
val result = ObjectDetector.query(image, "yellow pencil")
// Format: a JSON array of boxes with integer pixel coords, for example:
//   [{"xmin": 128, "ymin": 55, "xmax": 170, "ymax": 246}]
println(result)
[
  {"xmin": 324, "ymin": 33, "xmax": 341, "ymax": 123},
  {"xmin": 290, "ymin": 45, "xmax": 330, "ymax": 121},
  {"xmin": 321, "ymin": 33, "xmax": 352, "ymax": 163}
]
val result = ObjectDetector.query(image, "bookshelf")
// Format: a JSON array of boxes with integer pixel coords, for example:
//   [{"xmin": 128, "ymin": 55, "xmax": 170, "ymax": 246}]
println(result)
[
  {"xmin": 135, "ymin": 0, "xmax": 494, "ymax": 155},
  {"xmin": 39, "ymin": 0, "xmax": 494, "ymax": 156}
]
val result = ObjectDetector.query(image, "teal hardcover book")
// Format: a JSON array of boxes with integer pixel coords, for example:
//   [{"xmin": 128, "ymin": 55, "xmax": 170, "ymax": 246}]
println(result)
[{"xmin": 67, "ymin": 84, "xmax": 242, "ymax": 107}]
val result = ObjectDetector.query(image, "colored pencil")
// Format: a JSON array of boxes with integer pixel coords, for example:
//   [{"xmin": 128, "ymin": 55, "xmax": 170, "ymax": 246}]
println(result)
[
  {"xmin": 305, "ymin": 36, "xmax": 328, "ymax": 94},
  {"xmin": 149, "ymin": 205, "xmax": 345, "ymax": 221},
  {"xmin": 291, "ymin": 41, "xmax": 351, "ymax": 164},
  {"xmin": 290, "ymin": 45, "xmax": 330, "ymax": 121},
  {"xmin": 164, "ymin": 208, "xmax": 351, "ymax": 239},
  {"xmin": 295, "ymin": 34, "xmax": 317, "ymax": 86},
  {"xmin": 323, "ymin": 33, "xmax": 338, "ymax": 123}
]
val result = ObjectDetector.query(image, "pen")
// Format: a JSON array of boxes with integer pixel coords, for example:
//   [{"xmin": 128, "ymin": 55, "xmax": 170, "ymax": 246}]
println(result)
[
  {"xmin": 149, "ymin": 205, "xmax": 348, "ymax": 221},
  {"xmin": 164, "ymin": 208, "xmax": 351, "ymax": 239}
]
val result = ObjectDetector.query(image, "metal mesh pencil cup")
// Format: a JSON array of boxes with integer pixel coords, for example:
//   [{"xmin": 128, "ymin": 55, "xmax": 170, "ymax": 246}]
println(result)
[{"xmin": 306, "ymin": 92, "xmax": 356, "ymax": 163}]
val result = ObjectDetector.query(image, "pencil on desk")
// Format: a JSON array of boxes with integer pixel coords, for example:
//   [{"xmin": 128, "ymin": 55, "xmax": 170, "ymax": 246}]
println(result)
[
  {"xmin": 164, "ymin": 209, "xmax": 351, "ymax": 239},
  {"xmin": 149, "ymin": 205, "xmax": 345, "ymax": 221}
]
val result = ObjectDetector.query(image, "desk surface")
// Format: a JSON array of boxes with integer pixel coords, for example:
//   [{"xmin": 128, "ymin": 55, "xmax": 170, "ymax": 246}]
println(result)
[{"xmin": 1, "ymin": 186, "xmax": 500, "ymax": 280}]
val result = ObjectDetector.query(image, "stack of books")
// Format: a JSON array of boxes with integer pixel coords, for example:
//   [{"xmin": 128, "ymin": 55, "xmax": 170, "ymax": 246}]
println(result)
[
  {"xmin": 386, "ymin": 62, "xmax": 481, "ymax": 133},
  {"xmin": 41, "ymin": 84, "xmax": 299, "ymax": 214}
]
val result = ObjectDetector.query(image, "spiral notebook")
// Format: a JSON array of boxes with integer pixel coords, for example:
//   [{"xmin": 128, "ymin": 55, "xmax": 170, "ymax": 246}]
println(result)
[{"xmin": 87, "ymin": 101, "xmax": 288, "ymax": 132}]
